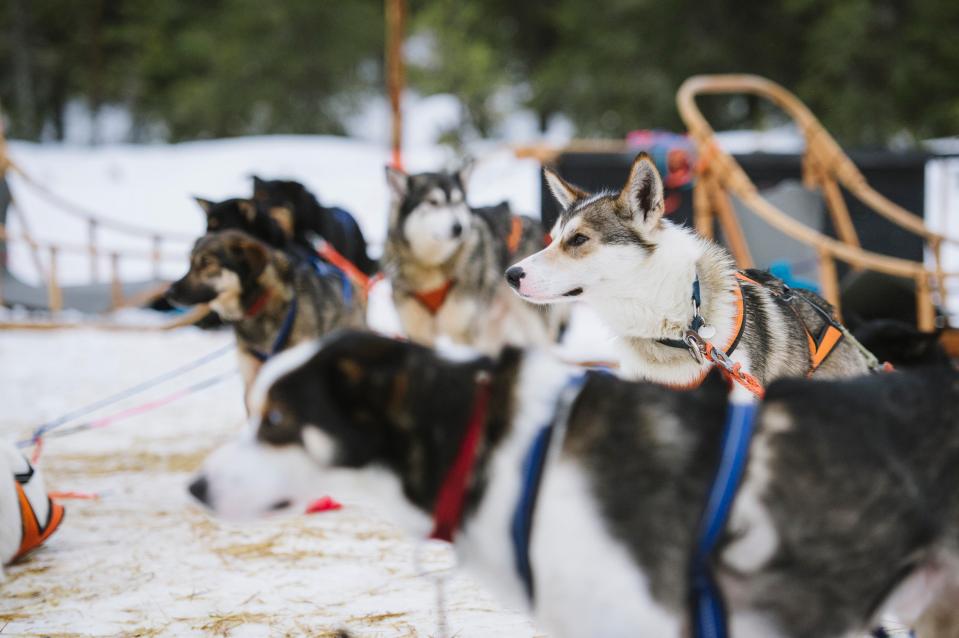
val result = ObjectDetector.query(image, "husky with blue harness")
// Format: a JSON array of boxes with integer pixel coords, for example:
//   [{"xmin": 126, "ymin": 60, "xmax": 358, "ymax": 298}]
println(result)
[
  {"xmin": 166, "ymin": 230, "xmax": 365, "ymax": 405},
  {"xmin": 191, "ymin": 330, "xmax": 957, "ymax": 638}
]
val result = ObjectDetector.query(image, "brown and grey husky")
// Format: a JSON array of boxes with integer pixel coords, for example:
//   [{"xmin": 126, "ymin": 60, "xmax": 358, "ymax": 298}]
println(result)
[
  {"xmin": 383, "ymin": 164, "xmax": 565, "ymax": 354},
  {"xmin": 506, "ymin": 153, "xmax": 876, "ymax": 386},
  {"xmin": 166, "ymin": 230, "xmax": 366, "ymax": 399}
]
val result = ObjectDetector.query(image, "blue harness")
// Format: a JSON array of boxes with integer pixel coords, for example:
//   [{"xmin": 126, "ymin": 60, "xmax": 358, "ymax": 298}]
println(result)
[
  {"xmin": 510, "ymin": 374, "xmax": 588, "ymax": 601},
  {"xmin": 509, "ymin": 380, "xmax": 757, "ymax": 632},
  {"xmin": 249, "ymin": 296, "xmax": 299, "ymax": 363},
  {"xmin": 689, "ymin": 399, "xmax": 757, "ymax": 638},
  {"xmin": 309, "ymin": 255, "xmax": 352, "ymax": 306}
]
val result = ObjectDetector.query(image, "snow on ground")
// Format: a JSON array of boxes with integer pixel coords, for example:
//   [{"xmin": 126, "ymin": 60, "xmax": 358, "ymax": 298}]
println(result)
[{"xmin": 0, "ymin": 325, "xmax": 549, "ymax": 637}]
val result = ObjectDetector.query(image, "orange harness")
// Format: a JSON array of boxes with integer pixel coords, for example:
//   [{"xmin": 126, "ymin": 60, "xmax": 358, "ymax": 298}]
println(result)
[
  {"xmin": 669, "ymin": 272, "xmax": 845, "ymax": 393},
  {"xmin": 12, "ymin": 479, "xmax": 65, "ymax": 561},
  {"xmin": 412, "ymin": 216, "xmax": 528, "ymax": 317},
  {"xmin": 412, "ymin": 279, "xmax": 458, "ymax": 316}
]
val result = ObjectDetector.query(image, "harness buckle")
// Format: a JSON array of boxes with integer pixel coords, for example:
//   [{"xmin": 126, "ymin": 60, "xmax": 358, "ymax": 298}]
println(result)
[{"xmin": 683, "ymin": 329, "xmax": 707, "ymax": 365}]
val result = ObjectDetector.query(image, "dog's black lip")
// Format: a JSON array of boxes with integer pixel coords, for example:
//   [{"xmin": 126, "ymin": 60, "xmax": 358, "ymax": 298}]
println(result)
[
  {"xmin": 563, "ymin": 287, "xmax": 584, "ymax": 297},
  {"xmin": 269, "ymin": 499, "xmax": 292, "ymax": 511}
]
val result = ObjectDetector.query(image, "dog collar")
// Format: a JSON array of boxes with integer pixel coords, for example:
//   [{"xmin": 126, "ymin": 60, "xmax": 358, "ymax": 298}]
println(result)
[
  {"xmin": 245, "ymin": 289, "xmax": 272, "ymax": 318},
  {"xmin": 413, "ymin": 280, "xmax": 457, "ymax": 316},
  {"xmin": 689, "ymin": 397, "xmax": 757, "ymax": 638},
  {"xmin": 13, "ymin": 481, "xmax": 65, "ymax": 562},
  {"xmin": 659, "ymin": 273, "xmax": 751, "ymax": 358},
  {"xmin": 429, "ymin": 373, "xmax": 492, "ymax": 543}
]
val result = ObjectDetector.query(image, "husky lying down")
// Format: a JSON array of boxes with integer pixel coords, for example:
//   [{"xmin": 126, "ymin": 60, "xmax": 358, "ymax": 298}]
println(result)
[
  {"xmin": 190, "ymin": 331, "xmax": 959, "ymax": 638},
  {"xmin": 0, "ymin": 440, "xmax": 63, "ymax": 579}
]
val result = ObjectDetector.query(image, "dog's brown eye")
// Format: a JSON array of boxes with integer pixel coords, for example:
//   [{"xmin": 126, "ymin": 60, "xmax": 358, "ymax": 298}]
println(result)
[{"xmin": 568, "ymin": 233, "xmax": 589, "ymax": 247}]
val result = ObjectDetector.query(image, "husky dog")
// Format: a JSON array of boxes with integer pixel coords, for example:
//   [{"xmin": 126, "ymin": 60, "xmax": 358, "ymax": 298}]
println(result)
[
  {"xmin": 190, "ymin": 331, "xmax": 959, "ymax": 638},
  {"xmin": 166, "ymin": 230, "xmax": 365, "ymax": 398},
  {"xmin": 506, "ymin": 153, "xmax": 874, "ymax": 385},
  {"xmin": 1, "ymin": 440, "xmax": 63, "ymax": 579},
  {"xmin": 251, "ymin": 177, "xmax": 377, "ymax": 276},
  {"xmin": 194, "ymin": 197, "xmax": 289, "ymax": 249},
  {"xmin": 384, "ymin": 165, "xmax": 562, "ymax": 353}
]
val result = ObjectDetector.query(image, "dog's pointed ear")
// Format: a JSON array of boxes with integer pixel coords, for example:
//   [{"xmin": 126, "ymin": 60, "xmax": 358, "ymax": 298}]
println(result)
[
  {"xmin": 238, "ymin": 199, "xmax": 258, "ymax": 223},
  {"xmin": 456, "ymin": 159, "xmax": 475, "ymax": 191},
  {"xmin": 251, "ymin": 176, "xmax": 267, "ymax": 200},
  {"xmin": 385, "ymin": 166, "xmax": 409, "ymax": 200},
  {"xmin": 544, "ymin": 168, "xmax": 587, "ymax": 210},
  {"xmin": 194, "ymin": 196, "xmax": 214, "ymax": 214},
  {"xmin": 620, "ymin": 152, "xmax": 664, "ymax": 227}
]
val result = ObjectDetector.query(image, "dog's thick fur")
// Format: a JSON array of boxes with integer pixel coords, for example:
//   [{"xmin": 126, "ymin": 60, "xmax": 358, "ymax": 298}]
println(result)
[
  {"xmin": 506, "ymin": 153, "xmax": 873, "ymax": 385},
  {"xmin": 194, "ymin": 197, "xmax": 289, "ymax": 249},
  {"xmin": 383, "ymin": 165, "xmax": 562, "ymax": 353},
  {"xmin": 0, "ymin": 440, "xmax": 52, "ymax": 580},
  {"xmin": 167, "ymin": 230, "xmax": 366, "ymax": 397},
  {"xmin": 251, "ymin": 176, "xmax": 377, "ymax": 276},
  {"xmin": 191, "ymin": 331, "xmax": 959, "ymax": 638}
]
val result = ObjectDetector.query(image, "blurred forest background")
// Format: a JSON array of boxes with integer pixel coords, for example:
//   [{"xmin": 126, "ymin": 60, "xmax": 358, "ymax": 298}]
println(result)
[{"xmin": 1, "ymin": 0, "xmax": 957, "ymax": 146}]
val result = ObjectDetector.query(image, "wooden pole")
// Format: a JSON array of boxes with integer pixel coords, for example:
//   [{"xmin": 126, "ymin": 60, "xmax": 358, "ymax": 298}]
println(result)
[
  {"xmin": 152, "ymin": 234, "xmax": 162, "ymax": 281},
  {"xmin": 916, "ymin": 275, "xmax": 935, "ymax": 333},
  {"xmin": 705, "ymin": 178, "xmax": 754, "ymax": 268},
  {"xmin": 817, "ymin": 248, "xmax": 841, "ymax": 314},
  {"xmin": 88, "ymin": 219, "xmax": 99, "ymax": 282},
  {"xmin": 385, "ymin": 0, "xmax": 406, "ymax": 170},
  {"xmin": 47, "ymin": 246, "xmax": 62, "ymax": 312},
  {"xmin": 110, "ymin": 252, "xmax": 123, "ymax": 309},
  {"xmin": 692, "ymin": 177, "xmax": 714, "ymax": 240}
]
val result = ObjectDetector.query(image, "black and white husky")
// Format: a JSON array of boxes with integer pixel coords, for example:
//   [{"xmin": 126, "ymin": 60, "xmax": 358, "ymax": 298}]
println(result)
[
  {"xmin": 190, "ymin": 331, "xmax": 959, "ymax": 638},
  {"xmin": 383, "ymin": 165, "xmax": 564, "ymax": 353},
  {"xmin": 506, "ymin": 153, "xmax": 875, "ymax": 385}
]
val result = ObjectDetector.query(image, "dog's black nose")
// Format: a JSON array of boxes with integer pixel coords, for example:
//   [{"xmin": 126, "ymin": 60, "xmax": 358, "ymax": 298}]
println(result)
[
  {"xmin": 188, "ymin": 476, "xmax": 210, "ymax": 505},
  {"xmin": 451, "ymin": 222, "xmax": 463, "ymax": 238},
  {"xmin": 505, "ymin": 266, "xmax": 525, "ymax": 289}
]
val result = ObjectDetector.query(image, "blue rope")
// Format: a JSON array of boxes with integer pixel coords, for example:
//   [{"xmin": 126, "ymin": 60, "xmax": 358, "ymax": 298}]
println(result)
[{"xmin": 21, "ymin": 341, "xmax": 234, "ymax": 445}]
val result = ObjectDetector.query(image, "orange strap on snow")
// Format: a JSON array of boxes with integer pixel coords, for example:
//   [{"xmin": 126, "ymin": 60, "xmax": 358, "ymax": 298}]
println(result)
[
  {"xmin": 412, "ymin": 279, "xmax": 457, "ymax": 316},
  {"xmin": 13, "ymin": 482, "xmax": 65, "ymax": 561}
]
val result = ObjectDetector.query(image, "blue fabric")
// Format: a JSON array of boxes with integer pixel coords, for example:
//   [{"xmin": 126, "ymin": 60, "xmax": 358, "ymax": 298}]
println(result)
[
  {"xmin": 309, "ymin": 256, "xmax": 352, "ymax": 306},
  {"xmin": 510, "ymin": 374, "xmax": 588, "ymax": 603},
  {"xmin": 690, "ymin": 400, "xmax": 757, "ymax": 638},
  {"xmin": 511, "ymin": 424, "xmax": 553, "ymax": 601},
  {"xmin": 250, "ymin": 296, "xmax": 298, "ymax": 362}
]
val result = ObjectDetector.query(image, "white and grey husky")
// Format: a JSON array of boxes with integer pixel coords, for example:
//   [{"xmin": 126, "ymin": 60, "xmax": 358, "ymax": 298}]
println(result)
[
  {"xmin": 506, "ymin": 152, "xmax": 876, "ymax": 385},
  {"xmin": 384, "ymin": 165, "xmax": 564, "ymax": 354}
]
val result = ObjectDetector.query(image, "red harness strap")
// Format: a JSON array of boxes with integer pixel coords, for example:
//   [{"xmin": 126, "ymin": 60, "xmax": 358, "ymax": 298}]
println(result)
[
  {"xmin": 245, "ymin": 289, "xmax": 272, "ymax": 318},
  {"xmin": 429, "ymin": 375, "xmax": 492, "ymax": 542},
  {"xmin": 413, "ymin": 279, "xmax": 457, "ymax": 316},
  {"xmin": 315, "ymin": 239, "xmax": 371, "ymax": 292},
  {"xmin": 13, "ymin": 483, "xmax": 65, "ymax": 561}
]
